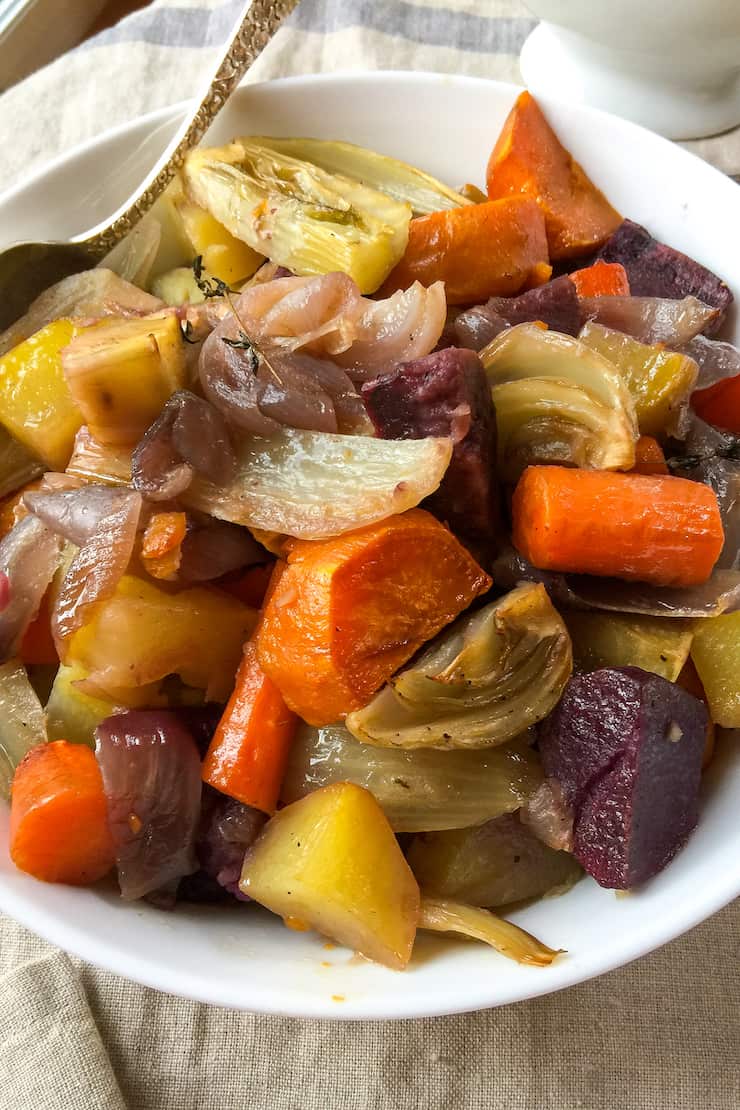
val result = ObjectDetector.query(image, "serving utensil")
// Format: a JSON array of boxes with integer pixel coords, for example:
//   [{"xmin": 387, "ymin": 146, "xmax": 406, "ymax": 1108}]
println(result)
[{"xmin": 0, "ymin": 0, "xmax": 298, "ymax": 330}]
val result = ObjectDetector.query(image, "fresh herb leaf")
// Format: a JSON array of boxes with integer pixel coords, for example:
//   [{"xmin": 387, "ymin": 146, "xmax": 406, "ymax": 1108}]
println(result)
[{"xmin": 222, "ymin": 331, "xmax": 260, "ymax": 374}]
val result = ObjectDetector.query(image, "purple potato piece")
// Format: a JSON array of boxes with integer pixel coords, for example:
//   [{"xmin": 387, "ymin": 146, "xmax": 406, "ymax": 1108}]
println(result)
[
  {"xmin": 595, "ymin": 219, "xmax": 732, "ymax": 333},
  {"xmin": 454, "ymin": 275, "xmax": 582, "ymax": 350},
  {"xmin": 361, "ymin": 348, "xmax": 499, "ymax": 549},
  {"xmin": 539, "ymin": 667, "xmax": 706, "ymax": 889}
]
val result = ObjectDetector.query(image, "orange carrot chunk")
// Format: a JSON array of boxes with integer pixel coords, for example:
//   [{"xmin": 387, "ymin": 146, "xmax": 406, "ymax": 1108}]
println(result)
[
  {"xmin": 381, "ymin": 197, "xmax": 549, "ymax": 305},
  {"xmin": 202, "ymin": 640, "xmax": 297, "ymax": 814},
  {"xmin": 570, "ymin": 261, "xmax": 630, "ymax": 298},
  {"xmin": 512, "ymin": 466, "xmax": 723, "ymax": 588},
  {"xmin": 692, "ymin": 373, "xmax": 740, "ymax": 435},
  {"xmin": 486, "ymin": 91, "xmax": 622, "ymax": 260},
  {"xmin": 631, "ymin": 436, "xmax": 669, "ymax": 477},
  {"xmin": 10, "ymin": 741, "xmax": 115, "ymax": 885},
  {"xmin": 257, "ymin": 509, "xmax": 491, "ymax": 726},
  {"xmin": 20, "ymin": 589, "xmax": 58, "ymax": 666},
  {"xmin": 140, "ymin": 510, "xmax": 188, "ymax": 580},
  {"xmin": 221, "ymin": 563, "xmax": 275, "ymax": 609}
]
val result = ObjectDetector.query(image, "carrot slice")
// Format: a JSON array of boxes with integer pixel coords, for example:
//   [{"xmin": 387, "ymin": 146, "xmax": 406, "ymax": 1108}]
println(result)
[
  {"xmin": 631, "ymin": 436, "xmax": 669, "ymax": 477},
  {"xmin": 220, "ymin": 563, "xmax": 275, "ymax": 609},
  {"xmin": 10, "ymin": 740, "xmax": 114, "ymax": 885},
  {"xmin": 692, "ymin": 373, "xmax": 740, "ymax": 435},
  {"xmin": 202, "ymin": 640, "xmax": 297, "ymax": 813},
  {"xmin": 570, "ymin": 261, "xmax": 630, "ymax": 298},
  {"xmin": 381, "ymin": 197, "xmax": 549, "ymax": 305},
  {"xmin": 487, "ymin": 91, "xmax": 621, "ymax": 260},
  {"xmin": 512, "ymin": 465, "xmax": 723, "ymax": 588},
  {"xmin": 677, "ymin": 658, "xmax": 715, "ymax": 769},
  {"xmin": 257, "ymin": 509, "xmax": 491, "ymax": 726},
  {"xmin": 20, "ymin": 589, "xmax": 58, "ymax": 665},
  {"xmin": 140, "ymin": 510, "xmax": 187, "ymax": 580}
]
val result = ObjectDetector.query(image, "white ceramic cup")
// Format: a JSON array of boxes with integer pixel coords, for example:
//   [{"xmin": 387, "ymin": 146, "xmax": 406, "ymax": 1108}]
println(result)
[{"xmin": 520, "ymin": 1, "xmax": 740, "ymax": 140}]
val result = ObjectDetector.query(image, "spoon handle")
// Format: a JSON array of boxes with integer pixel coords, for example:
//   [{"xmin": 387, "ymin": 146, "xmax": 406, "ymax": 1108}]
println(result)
[{"xmin": 76, "ymin": 0, "xmax": 298, "ymax": 256}]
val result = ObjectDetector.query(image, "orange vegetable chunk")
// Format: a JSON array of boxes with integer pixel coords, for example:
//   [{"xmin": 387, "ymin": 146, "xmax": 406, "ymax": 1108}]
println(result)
[
  {"xmin": 20, "ymin": 588, "xmax": 58, "ymax": 665},
  {"xmin": 487, "ymin": 91, "xmax": 621, "ymax": 260},
  {"xmin": 10, "ymin": 740, "xmax": 114, "ymax": 885},
  {"xmin": 631, "ymin": 436, "xmax": 669, "ymax": 477},
  {"xmin": 257, "ymin": 509, "xmax": 491, "ymax": 726},
  {"xmin": 382, "ymin": 197, "xmax": 549, "ymax": 305},
  {"xmin": 203, "ymin": 640, "xmax": 298, "ymax": 814},
  {"xmin": 570, "ymin": 261, "xmax": 630, "ymax": 298},
  {"xmin": 512, "ymin": 466, "xmax": 723, "ymax": 588}
]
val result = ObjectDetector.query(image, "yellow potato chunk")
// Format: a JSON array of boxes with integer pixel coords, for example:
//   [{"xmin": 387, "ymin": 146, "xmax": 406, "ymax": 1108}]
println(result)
[
  {"xmin": 691, "ymin": 611, "xmax": 740, "ymax": 726},
  {"xmin": 67, "ymin": 574, "xmax": 256, "ymax": 702},
  {"xmin": 0, "ymin": 318, "xmax": 83, "ymax": 469},
  {"xmin": 177, "ymin": 202, "xmax": 264, "ymax": 285},
  {"xmin": 565, "ymin": 611, "xmax": 694, "ymax": 682},
  {"xmin": 61, "ymin": 312, "xmax": 187, "ymax": 445},
  {"xmin": 240, "ymin": 782, "xmax": 420, "ymax": 970}
]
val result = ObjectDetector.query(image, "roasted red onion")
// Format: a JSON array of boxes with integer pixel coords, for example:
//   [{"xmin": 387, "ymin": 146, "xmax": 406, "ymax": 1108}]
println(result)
[
  {"xmin": 52, "ymin": 488, "xmax": 141, "ymax": 654},
  {"xmin": 236, "ymin": 272, "xmax": 364, "ymax": 355},
  {"xmin": 132, "ymin": 390, "xmax": 236, "ymax": 500},
  {"xmin": 454, "ymin": 275, "xmax": 582, "ymax": 350},
  {"xmin": 332, "ymin": 282, "xmax": 447, "ymax": 379},
  {"xmin": 0, "ymin": 516, "xmax": 60, "ymax": 660},
  {"xmin": 24, "ymin": 485, "xmax": 137, "ymax": 546},
  {"xmin": 176, "ymin": 520, "xmax": 266, "ymax": 584},
  {"xmin": 95, "ymin": 710, "xmax": 202, "ymax": 901},
  {"xmin": 579, "ymin": 296, "xmax": 718, "ymax": 345},
  {"xmin": 682, "ymin": 334, "xmax": 740, "ymax": 391}
]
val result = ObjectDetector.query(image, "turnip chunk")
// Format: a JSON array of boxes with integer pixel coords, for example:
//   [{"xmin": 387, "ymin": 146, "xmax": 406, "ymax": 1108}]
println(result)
[{"xmin": 538, "ymin": 666, "xmax": 706, "ymax": 889}]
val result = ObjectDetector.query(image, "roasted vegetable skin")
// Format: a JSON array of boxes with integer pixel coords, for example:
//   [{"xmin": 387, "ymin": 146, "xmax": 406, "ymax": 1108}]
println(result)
[
  {"xmin": 539, "ymin": 667, "xmax": 707, "ymax": 888},
  {"xmin": 240, "ymin": 782, "xmax": 419, "ymax": 969}
]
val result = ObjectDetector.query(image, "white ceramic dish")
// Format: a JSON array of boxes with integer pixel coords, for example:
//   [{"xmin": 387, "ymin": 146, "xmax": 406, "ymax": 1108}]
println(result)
[{"xmin": 0, "ymin": 73, "xmax": 738, "ymax": 1019}]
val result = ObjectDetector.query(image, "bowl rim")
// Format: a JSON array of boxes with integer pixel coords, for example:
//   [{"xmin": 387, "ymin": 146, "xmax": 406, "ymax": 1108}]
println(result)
[{"xmin": 0, "ymin": 70, "xmax": 738, "ymax": 1018}]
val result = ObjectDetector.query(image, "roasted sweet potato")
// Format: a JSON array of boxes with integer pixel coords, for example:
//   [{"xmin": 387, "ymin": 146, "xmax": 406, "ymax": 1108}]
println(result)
[
  {"xmin": 486, "ymin": 91, "xmax": 621, "ymax": 260},
  {"xmin": 257, "ymin": 509, "xmax": 491, "ymax": 726}
]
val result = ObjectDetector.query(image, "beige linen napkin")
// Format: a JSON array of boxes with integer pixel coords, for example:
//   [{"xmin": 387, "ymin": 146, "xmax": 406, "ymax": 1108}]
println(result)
[{"xmin": 0, "ymin": 3, "xmax": 738, "ymax": 1108}]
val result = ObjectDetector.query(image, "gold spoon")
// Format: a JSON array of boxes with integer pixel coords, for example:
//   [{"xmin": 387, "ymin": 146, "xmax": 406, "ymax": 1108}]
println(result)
[{"xmin": 0, "ymin": 0, "xmax": 298, "ymax": 330}]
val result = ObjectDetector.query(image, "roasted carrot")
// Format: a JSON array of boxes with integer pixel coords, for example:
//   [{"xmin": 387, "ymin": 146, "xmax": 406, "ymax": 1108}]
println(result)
[
  {"xmin": 570, "ymin": 261, "xmax": 630, "ymax": 298},
  {"xmin": 692, "ymin": 373, "xmax": 740, "ymax": 435},
  {"xmin": 511, "ymin": 466, "xmax": 724, "ymax": 588},
  {"xmin": 486, "ymin": 91, "xmax": 621, "ymax": 260},
  {"xmin": 10, "ymin": 740, "xmax": 115, "ymax": 885},
  {"xmin": 677, "ymin": 658, "xmax": 715, "ymax": 769},
  {"xmin": 140, "ymin": 510, "xmax": 187, "ymax": 580},
  {"xmin": 20, "ymin": 589, "xmax": 58, "ymax": 666},
  {"xmin": 381, "ymin": 197, "xmax": 549, "ymax": 305},
  {"xmin": 220, "ymin": 563, "xmax": 275, "ymax": 609},
  {"xmin": 257, "ymin": 509, "xmax": 491, "ymax": 726},
  {"xmin": 202, "ymin": 640, "xmax": 297, "ymax": 813},
  {"xmin": 631, "ymin": 436, "xmax": 669, "ymax": 477}
]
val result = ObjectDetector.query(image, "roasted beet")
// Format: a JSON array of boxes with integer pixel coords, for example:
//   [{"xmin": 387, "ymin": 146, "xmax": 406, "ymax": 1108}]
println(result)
[
  {"xmin": 454, "ymin": 275, "xmax": 582, "ymax": 350},
  {"xmin": 539, "ymin": 667, "xmax": 706, "ymax": 888},
  {"xmin": 596, "ymin": 220, "xmax": 733, "ymax": 332},
  {"xmin": 361, "ymin": 348, "xmax": 498, "ymax": 549},
  {"xmin": 194, "ymin": 785, "xmax": 266, "ymax": 899}
]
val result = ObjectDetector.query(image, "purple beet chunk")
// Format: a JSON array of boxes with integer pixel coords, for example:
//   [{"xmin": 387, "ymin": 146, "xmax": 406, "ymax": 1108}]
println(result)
[
  {"xmin": 361, "ymin": 348, "xmax": 498, "ymax": 548},
  {"xmin": 539, "ymin": 667, "xmax": 706, "ymax": 889},
  {"xmin": 454, "ymin": 275, "xmax": 582, "ymax": 349},
  {"xmin": 194, "ymin": 785, "xmax": 266, "ymax": 900},
  {"xmin": 596, "ymin": 219, "xmax": 733, "ymax": 333}
]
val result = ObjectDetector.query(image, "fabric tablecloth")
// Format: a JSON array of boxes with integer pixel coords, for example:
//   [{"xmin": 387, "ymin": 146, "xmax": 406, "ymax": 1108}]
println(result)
[{"xmin": 0, "ymin": 3, "xmax": 738, "ymax": 1108}]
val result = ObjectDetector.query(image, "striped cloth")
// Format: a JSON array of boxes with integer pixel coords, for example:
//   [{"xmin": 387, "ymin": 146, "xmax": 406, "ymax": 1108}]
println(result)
[{"xmin": 0, "ymin": 5, "xmax": 739, "ymax": 1110}]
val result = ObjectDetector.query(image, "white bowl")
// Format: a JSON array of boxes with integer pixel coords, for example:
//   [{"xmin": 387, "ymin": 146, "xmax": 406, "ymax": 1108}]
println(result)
[{"xmin": 0, "ymin": 72, "xmax": 738, "ymax": 1019}]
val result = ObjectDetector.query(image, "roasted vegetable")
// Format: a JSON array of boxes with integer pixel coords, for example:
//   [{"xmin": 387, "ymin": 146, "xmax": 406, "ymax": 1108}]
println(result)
[
  {"xmin": 151, "ymin": 267, "xmax": 206, "ymax": 305},
  {"xmin": 10, "ymin": 740, "xmax": 115, "ymax": 885},
  {"xmin": 486, "ymin": 90, "xmax": 621, "ymax": 259},
  {"xmin": 580, "ymin": 295, "xmax": 719, "ymax": 345},
  {"xmin": 67, "ymin": 574, "xmax": 256, "ymax": 703},
  {"xmin": 691, "ymin": 611, "xmax": 740, "ymax": 726},
  {"xmin": 539, "ymin": 667, "xmax": 707, "ymax": 888},
  {"xmin": 480, "ymin": 324, "xmax": 637, "ymax": 481},
  {"xmin": 570, "ymin": 261, "xmax": 629, "ymax": 298},
  {"xmin": 253, "ymin": 136, "xmax": 472, "ymax": 214},
  {"xmin": 0, "ymin": 515, "xmax": 60, "ymax": 661},
  {"xmin": 0, "ymin": 319, "xmax": 84, "ymax": 469},
  {"xmin": 513, "ymin": 466, "xmax": 724, "ymax": 588},
  {"xmin": 258, "ymin": 510, "xmax": 491, "ymax": 726},
  {"xmin": 579, "ymin": 321, "xmax": 698, "ymax": 439},
  {"xmin": 418, "ymin": 896, "xmax": 561, "ymax": 966},
  {"xmin": 0, "ymin": 659, "xmax": 48, "ymax": 799},
  {"xmin": 381, "ymin": 197, "xmax": 550, "ymax": 305},
  {"xmin": 595, "ymin": 219, "xmax": 733, "ymax": 331},
  {"xmin": 454, "ymin": 275, "xmax": 581, "ymax": 350},
  {"xmin": 282, "ymin": 724, "xmax": 542, "ymax": 831},
  {"xmin": 0, "ymin": 428, "xmax": 43, "ymax": 500},
  {"xmin": 62, "ymin": 312, "xmax": 187, "ymax": 446},
  {"xmin": 631, "ymin": 435, "xmax": 668, "ymax": 476},
  {"xmin": 176, "ymin": 199, "xmax": 264, "ymax": 284},
  {"xmin": 361, "ymin": 347, "xmax": 499, "ymax": 549},
  {"xmin": 185, "ymin": 426, "xmax": 454, "ymax": 541},
  {"xmin": 240, "ymin": 782, "xmax": 420, "ymax": 970},
  {"xmin": 677, "ymin": 659, "xmax": 716, "ymax": 769},
  {"xmin": 407, "ymin": 814, "xmax": 581, "ymax": 907},
  {"xmin": 564, "ymin": 611, "xmax": 693, "ymax": 680},
  {"xmin": 692, "ymin": 372, "xmax": 740, "ymax": 435},
  {"xmin": 183, "ymin": 139, "xmax": 411, "ymax": 293},
  {"xmin": 45, "ymin": 662, "xmax": 163, "ymax": 746},
  {"xmin": 345, "ymin": 583, "xmax": 571, "ymax": 750}
]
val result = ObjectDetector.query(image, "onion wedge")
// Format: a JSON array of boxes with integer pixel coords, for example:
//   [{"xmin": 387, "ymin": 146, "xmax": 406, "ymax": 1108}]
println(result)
[{"xmin": 418, "ymin": 896, "xmax": 563, "ymax": 967}]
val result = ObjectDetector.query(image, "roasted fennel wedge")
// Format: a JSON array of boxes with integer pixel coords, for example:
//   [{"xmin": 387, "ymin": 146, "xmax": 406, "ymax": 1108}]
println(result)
[
  {"xmin": 345, "ymin": 583, "xmax": 572, "ymax": 750},
  {"xmin": 282, "ymin": 724, "xmax": 542, "ymax": 831},
  {"xmin": 480, "ymin": 323, "xmax": 637, "ymax": 481},
  {"xmin": 418, "ymin": 897, "xmax": 562, "ymax": 967},
  {"xmin": 182, "ymin": 139, "xmax": 411, "ymax": 293},
  {"xmin": 252, "ymin": 136, "xmax": 472, "ymax": 215}
]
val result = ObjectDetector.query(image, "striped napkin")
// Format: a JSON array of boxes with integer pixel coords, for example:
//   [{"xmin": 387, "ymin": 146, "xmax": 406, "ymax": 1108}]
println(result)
[{"xmin": 0, "ymin": 4, "xmax": 738, "ymax": 1110}]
